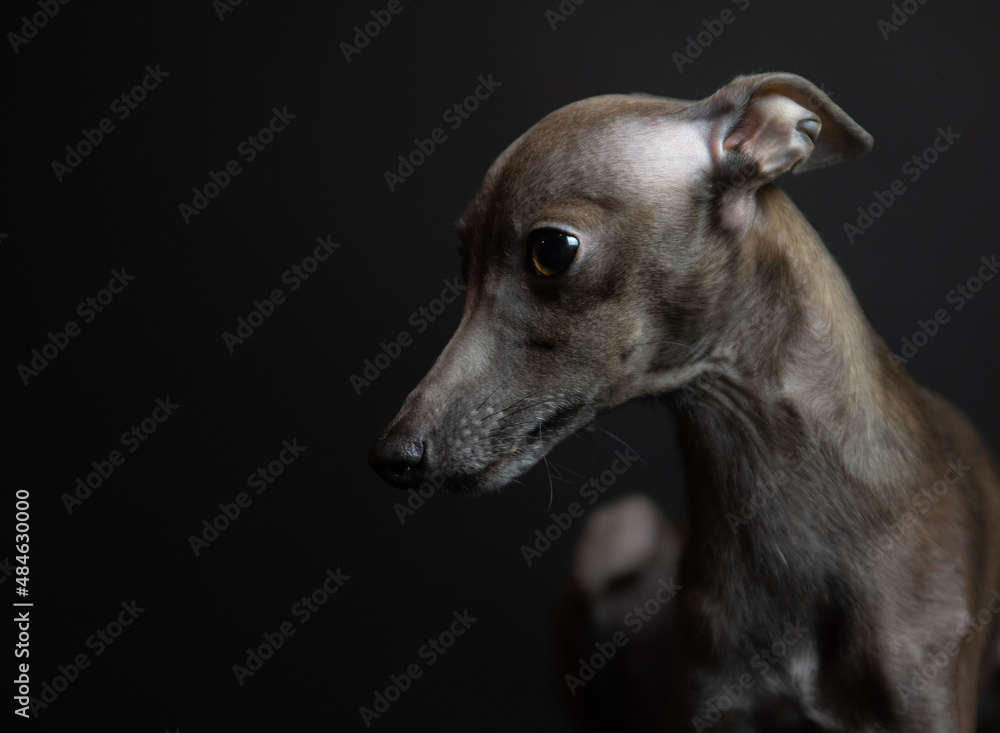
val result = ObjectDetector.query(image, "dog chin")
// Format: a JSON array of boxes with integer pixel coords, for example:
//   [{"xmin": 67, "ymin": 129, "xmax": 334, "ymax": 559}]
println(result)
[
  {"xmin": 437, "ymin": 454, "xmax": 541, "ymax": 496},
  {"xmin": 440, "ymin": 408, "xmax": 597, "ymax": 496}
]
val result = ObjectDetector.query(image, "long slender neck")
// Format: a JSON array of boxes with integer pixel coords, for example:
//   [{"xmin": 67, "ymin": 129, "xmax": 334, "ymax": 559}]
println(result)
[{"xmin": 675, "ymin": 185, "xmax": 929, "ymax": 558}]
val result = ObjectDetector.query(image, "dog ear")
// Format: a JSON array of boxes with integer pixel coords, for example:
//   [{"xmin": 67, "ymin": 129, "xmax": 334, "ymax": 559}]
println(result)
[{"xmin": 692, "ymin": 72, "xmax": 873, "ymax": 185}]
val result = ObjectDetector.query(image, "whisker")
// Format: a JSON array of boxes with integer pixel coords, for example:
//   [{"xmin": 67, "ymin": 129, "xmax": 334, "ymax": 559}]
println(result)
[
  {"xmin": 536, "ymin": 458, "xmax": 575, "ymax": 485},
  {"xmin": 487, "ymin": 419, "xmax": 538, "ymax": 435},
  {"xmin": 497, "ymin": 390, "xmax": 544, "ymax": 414},
  {"xmin": 547, "ymin": 459, "xmax": 584, "ymax": 481},
  {"xmin": 597, "ymin": 427, "xmax": 648, "ymax": 467},
  {"xmin": 498, "ymin": 401, "xmax": 543, "ymax": 422},
  {"xmin": 475, "ymin": 385, "xmax": 502, "ymax": 412},
  {"xmin": 541, "ymin": 422, "xmax": 555, "ymax": 512}
]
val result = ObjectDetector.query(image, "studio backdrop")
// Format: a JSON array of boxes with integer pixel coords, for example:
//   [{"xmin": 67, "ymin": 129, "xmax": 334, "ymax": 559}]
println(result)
[{"xmin": 6, "ymin": 1, "xmax": 999, "ymax": 731}]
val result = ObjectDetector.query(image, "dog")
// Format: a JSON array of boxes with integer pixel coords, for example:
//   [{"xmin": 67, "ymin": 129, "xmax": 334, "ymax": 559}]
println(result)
[{"xmin": 369, "ymin": 72, "xmax": 1000, "ymax": 730}]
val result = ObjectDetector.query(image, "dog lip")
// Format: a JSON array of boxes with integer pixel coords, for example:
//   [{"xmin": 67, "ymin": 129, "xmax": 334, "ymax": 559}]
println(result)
[{"xmin": 527, "ymin": 401, "xmax": 584, "ymax": 441}]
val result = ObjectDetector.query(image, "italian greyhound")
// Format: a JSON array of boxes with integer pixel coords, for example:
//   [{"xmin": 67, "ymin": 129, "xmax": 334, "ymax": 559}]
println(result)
[{"xmin": 369, "ymin": 72, "xmax": 1000, "ymax": 731}]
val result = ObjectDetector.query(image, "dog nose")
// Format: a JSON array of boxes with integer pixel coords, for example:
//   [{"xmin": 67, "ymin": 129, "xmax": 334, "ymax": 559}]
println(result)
[{"xmin": 368, "ymin": 432, "xmax": 425, "ymax": 489}]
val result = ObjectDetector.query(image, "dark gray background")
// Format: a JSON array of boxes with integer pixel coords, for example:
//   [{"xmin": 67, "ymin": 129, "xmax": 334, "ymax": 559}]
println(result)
[{"xmin": 6, "ymin": 1, "xmax": 999, "ymax": 730}]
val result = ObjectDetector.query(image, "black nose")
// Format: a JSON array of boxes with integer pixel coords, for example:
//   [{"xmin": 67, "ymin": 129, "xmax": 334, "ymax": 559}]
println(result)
[{"xmin": 368, "ymin": 432, "xmax": 425, "ymax": 489}]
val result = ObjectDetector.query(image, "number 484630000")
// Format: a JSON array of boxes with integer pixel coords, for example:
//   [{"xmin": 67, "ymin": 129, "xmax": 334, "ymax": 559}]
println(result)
[{"xmin": 15, "ymin": 489, "xmax": 30, "ymax": 596}]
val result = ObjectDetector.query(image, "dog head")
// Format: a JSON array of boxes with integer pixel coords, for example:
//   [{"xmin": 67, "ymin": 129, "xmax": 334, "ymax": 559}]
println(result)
[{"xmin": 369, "ymin": 72, "xmax": 872, "ymax": 494}]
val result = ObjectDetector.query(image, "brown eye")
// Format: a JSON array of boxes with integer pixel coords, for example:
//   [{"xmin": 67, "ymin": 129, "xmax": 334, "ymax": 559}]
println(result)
[{"xmin": 528, "ymin": 229, "xmax": 579, "ymax": 277}]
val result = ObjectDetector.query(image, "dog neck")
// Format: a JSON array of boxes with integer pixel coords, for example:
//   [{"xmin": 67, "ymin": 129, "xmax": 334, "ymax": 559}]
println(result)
[{"xmin": 674, "ymin": 186, "xmax": 926, "ymax": 571}]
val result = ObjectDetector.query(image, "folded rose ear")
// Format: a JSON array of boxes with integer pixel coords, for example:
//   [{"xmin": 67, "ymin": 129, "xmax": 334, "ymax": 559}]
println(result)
[
  {"xmin": 721, "ymin": 92, "xmax": 822, "ymax": 179},
  {"xmin": 691, "ymin": 72, "xmax": 874, "ymax": 188}
]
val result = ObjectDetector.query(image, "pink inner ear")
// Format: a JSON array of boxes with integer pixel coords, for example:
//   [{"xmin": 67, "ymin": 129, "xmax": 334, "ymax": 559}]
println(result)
[{"xmin": 723, "ymin": 130, "xmax": 746, "ymax": 151}]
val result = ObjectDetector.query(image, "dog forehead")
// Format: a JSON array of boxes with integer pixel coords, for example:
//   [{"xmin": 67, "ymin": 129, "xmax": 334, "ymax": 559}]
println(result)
[{"xmin": 461, "ymin": 94, "xmax": 704, "ymax": 235}]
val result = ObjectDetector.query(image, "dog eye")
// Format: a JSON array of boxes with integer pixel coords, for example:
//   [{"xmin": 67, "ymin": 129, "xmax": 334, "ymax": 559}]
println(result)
[{"xmin": 528, "ymin": 229, "xmax": 579, "ymax": 277}]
